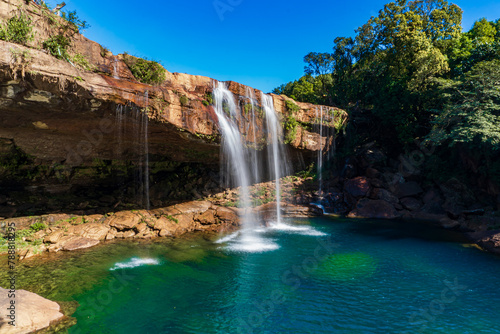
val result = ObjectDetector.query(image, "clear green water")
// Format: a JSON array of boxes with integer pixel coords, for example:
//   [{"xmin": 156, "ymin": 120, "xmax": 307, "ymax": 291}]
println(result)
[{"xmin": 3, "ymin": 217, "xmax": 500, "ymax": 333}]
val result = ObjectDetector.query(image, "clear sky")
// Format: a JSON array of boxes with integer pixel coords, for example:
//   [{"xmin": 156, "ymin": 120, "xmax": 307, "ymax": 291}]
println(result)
[{"xmin": 45, "ymin": 0, "xmax": 500, "ymax": 93}]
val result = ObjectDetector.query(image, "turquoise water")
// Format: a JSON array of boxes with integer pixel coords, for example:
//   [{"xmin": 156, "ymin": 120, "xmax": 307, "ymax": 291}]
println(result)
[{"xmin": 8, "ymin": 217, "xmax": 500, "ymax": 333}]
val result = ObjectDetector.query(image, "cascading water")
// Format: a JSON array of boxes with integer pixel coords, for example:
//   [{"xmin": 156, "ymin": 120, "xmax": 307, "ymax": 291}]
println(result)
[
  {"xmin": 139, "ymin": 91, "xmax": 150, "ymax": 210},
  {"xmin": 261, "ymin": 92, "xmax": 287, "ymax": 224},
  {"xmin": 213, "ymin": 81, "xmax": 277, "ymax": 252},
  {"xmin": 245, "ymin": 87, "xmax": 260, "ymax": 186},
  {"xmin": 317, "ymin": 106, "xmax": 324, "ymax": 197},
  {"xmin": 112, "ymin": 56, "xmax": 119, "ymax": 79}
]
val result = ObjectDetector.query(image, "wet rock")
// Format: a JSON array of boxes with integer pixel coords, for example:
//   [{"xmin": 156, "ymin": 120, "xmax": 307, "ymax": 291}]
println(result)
[
  {"xmin": 215, "ymin": 207, "xmax": 239, "ymax": 223},
  {"xmin": 195, "ymin": 209, "xmax": 217, "ymax": 225},
  {"xmin": 467, "ymin": 230, "xmax": 500, "ymax": 254},
  {"xmin": 0, "ymin": 287, "xmax": 64, "ymax": 334},
  {"xmin": 348, "ymin": 199, "xmax": 399, "ymax": 219}
]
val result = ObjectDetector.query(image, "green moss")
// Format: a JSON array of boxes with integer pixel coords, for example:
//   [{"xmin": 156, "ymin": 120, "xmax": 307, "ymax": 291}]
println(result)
[{"xmin": 243, "ymin": 103, "xmax": 253, "ymax": 114}]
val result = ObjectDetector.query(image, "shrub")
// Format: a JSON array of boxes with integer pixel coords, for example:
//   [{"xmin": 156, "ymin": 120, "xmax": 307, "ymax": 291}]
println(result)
[
  {"xmin": 179, "ymin": 95, "xmax": 189, "ymax": 106},
  {"xmin": 30, "ymin": 222, "xmax": 47, "ymax": 232},
  {"xmin": 123, "ymin": 55, "xmax": 166, "ymax": 85},
  {"xmin": 285, "ymin": 100, "xmax": 300, "ymax": 113},
  {"xmin": 43, "ymin": 35, "xmax": 71, "ymax": 60},
  {"xmin": 72, "ymin": 53, "xmax": 95, "ymax": 71},
  {"xmin": 61, "ymin": 10, "xmax": 90, "ymax": 33},
  {"xmin": 0, "ymin": 12, "xmax": 34, "ymax": 45},
  {"xmin": 284, "ymin": 115, "xmax": 299, "ymax": 144}
]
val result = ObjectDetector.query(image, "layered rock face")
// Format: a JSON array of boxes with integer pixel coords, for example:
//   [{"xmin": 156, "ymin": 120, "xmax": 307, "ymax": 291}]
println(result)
[{"xmin": 0, "ymin": 0, "xmax": 348, "ymax": 217}]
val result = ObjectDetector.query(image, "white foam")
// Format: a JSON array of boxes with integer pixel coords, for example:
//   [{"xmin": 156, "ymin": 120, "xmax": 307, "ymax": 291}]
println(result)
[
  {"xmin": 217, "ymin": 232, "xmax": 279, "ymax": 253},
  {"xmin": 215, "ymin": 231, "xmax": 240, "ymax": 244},
  {"xmin": 110, "ymin": 257, "xmax": 160, "ymax": 271},
  {"xmin": 268, "ymin": 221, "xmax": 327, "ymax": 236}
]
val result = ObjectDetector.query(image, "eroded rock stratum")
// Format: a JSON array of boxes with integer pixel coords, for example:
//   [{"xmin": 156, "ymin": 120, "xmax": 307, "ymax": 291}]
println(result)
[{"xmin": 0, "ymin": 0, "xmax": 348, "ymax": 216}]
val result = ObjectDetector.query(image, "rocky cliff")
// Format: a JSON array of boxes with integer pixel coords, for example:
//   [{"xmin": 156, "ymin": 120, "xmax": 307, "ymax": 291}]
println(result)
[{"xmin": 0, "ymin": 0, "xmax": 348, "ymax": 217}]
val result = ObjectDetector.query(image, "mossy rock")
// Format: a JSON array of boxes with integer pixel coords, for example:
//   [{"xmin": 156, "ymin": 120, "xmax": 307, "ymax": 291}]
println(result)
[{"xmin": 317, "ymin": 252, "xmax": 377, "ymax": 281}]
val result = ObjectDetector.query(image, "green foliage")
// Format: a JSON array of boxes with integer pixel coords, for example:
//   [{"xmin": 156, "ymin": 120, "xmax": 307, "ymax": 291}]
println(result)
[
  {"xmin": 72, "ymin": 53, "xmax": 95, "ymax": 71},
  {"xmin": 100, "ymin": 45, "xmax": 110, "ymax": 58},
  {"xmin": 180, "ymin": 95, "xmax": 189, "ymax": 106},
  {"xmin": 0, "ymin": 11, "xmax": 34, "ymax": 45},
  {"xmin": 427, "ymin": 60, "xmax": 500, "ymax": 150},
  {"xmin": 284, "ymin": 115, "xmax": 299, "ymax": 144},
  {"xmin": 204, "ymin": 92, "xmax": 213, "ymax": 104},
  {"xmin": 30, "ymin": 222, "xmax": 47, "ymax": 232},
  {"xmin": 123, "ymin": 55, "xmax": 166, "ymax": 85},
  {"xmin": 61, "ymin": 10, "xmax": 90, "ymax": 32},
  {"xmin": 202, "ymin": 100, "xmax": 210, "ymax": 106},
  {"xmin": 285, "ymin": 100, "xmax": 300, "ymax": 113},
  {"xmin": 43, "ymin": 35, "xmax": 71, "ymax": 60}
]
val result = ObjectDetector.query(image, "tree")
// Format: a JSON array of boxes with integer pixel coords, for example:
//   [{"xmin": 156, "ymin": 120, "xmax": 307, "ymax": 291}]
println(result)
[{"xmin": 303, "ymin": 52, "xmax": 334, "ymax": 104}]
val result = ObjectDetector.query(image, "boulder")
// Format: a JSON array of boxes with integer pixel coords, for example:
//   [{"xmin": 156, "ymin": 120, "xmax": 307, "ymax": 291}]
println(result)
[
  {"xmin": 395, "ymin": 182, "xmax": 423, "ymax": 199},
  {"xmin": 348, "ymin": 199, "xmax": 399, "ymax": 219},
  {"xmin": 68, "ymin": 223, "xmax": 109, "ymax": 241},
  {"xmin": 106, "ymin": 211, "xmax": 142, "ymax": 230},
  {"xmin": 43, "ymin": 230, "xmax": 66, "ymax": 244},
  {"xmin": 400, "ymin": 197, "xmax": 422, "ymax": 211},
  {"xmin": 369, "ymin": 188, "xmax": 399, "ymax": 205},
  {"xmin": 61, "ymin": 237, "xmax": 100, "ymax": 251},
  {"xmin": 174, "ymin": 201, "xmax": 212, "ymax": 214},
  {"xmin": 0, "ymin": 287, "xmax": 64, "ymax": 334},
  {"xmin": 215, "ymin": 207, "xmax": 239, "ymax": 223},
  {"xmin": 344, "ymin": 176, "xmax": 371, "ymax": 198},
  {"xmin": 195, "ymin": 209, "xmax": 217, "ymax": 225},
  {"xmin": 467, "ymin": 230, "xmax": 500, "ymax": 255}
]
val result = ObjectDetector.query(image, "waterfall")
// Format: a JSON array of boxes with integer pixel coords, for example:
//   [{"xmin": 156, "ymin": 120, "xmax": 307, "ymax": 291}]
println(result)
[
  {"xmin": 261, "ymin": 93, "xmax": 286, "ymax": 224},
  {"xmin": 141, "ymin": 91, "xmax": 150, "ymax": 209},
  {"xmin": 115, "ymin": 104, "xmax": 124, "ymax": 158},
  {"xmin": 317, "ymin": 106, "xmax": 324, "ymax": 197},
  {"xmin": 213, "ymin": 82, "xmax": 253, "ymax": 227},
  {"xmin": 213, "ymin": 81, "xmax": 277, "ymax": 252},
  {"xmin": 245, "ymin": 87, "xmax": 260, "ymax": 186},
  {"xmin": 112, "ymin": 56, "xmax": 119, "ymax": 79}
]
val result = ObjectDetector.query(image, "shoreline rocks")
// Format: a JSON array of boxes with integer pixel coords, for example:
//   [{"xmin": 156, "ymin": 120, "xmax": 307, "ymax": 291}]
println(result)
[{"xmin": 0, "ymin": 287, "xmax": 64, "ymax": 334}]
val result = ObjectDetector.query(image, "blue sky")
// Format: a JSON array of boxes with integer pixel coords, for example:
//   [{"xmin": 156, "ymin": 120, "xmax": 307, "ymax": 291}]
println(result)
[{"xmin": 45, "ymin": 0, "xmax": 500, "ymax": 93}]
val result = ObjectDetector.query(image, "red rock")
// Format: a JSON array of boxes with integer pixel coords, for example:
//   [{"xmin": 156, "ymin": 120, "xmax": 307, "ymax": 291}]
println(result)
[{"xmin": 344, "ymin": 177, "xmax": 371, "ymax": 198}]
